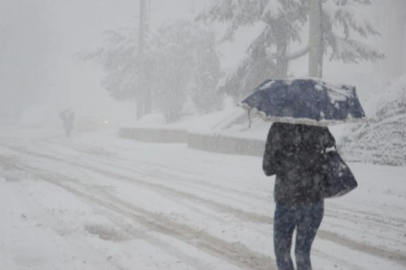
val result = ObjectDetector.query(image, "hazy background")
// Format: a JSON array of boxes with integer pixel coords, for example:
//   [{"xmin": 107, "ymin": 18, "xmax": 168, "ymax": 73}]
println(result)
[{"xmin": 0, "ymin": 0, "xmax": 405, "ymax": 126}]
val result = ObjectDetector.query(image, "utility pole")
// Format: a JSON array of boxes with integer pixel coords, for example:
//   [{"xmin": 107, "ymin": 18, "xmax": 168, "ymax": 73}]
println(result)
[
  {"xmin": 309, "ymin": 0, "xmax": 323, "ymax": 78},
  {"xmin": 136, "ymin": 0, "xmax": 151, "ymax": 120}
]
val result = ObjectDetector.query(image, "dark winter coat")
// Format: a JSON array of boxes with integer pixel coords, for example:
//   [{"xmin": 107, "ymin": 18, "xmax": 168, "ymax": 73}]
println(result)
[{"xmin": 263, "ymin": 122, "xmax": 336, "ymax": 205}]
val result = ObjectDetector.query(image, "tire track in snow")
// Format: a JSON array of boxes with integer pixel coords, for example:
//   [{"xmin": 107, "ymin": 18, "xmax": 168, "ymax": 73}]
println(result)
[
  {"xmin": 0, "ymin": 144, "xmax": 272, "ymax": 224},
  {"xmin": 0, "ymin": 155, "xmax": 275, "ymax": 270},
  {"xmin": 77, "ymin": 152, "xmax": 406, "ymax": 254},
  {"xmin": 88, "ymin": 158, "xmax": 271, "ymax": 215},
  {"xmin": 0, "ymin": 154, "xmax": 382, "ymax": 270},
  {"xmin": 44, "ymin": 138, "xmax": 269, "ymax": 203},
  {"xmin": 327, "ymin": 202, "xmax": 406, "ymax": 227},
  {"xmin": 0, "ymin": 175, "xmax": 130, "ymax": 270},
  {"xmin": 1, "ymin": 144, "xmax": 406, "ymax": 267},
  {"xmin": 20, "ymin": 137, "xmax": 406, "ymax": 228},
  {"xmin": 26, "ymin": 139, "xmax": 406, "ymax": 239},
  {"xmin": 48, "ymin": 139, "xmax": 406, "ymax": 226},
  {"xmin": 9, "ymin": 140, "xmax": 406, "ymax": 241},
  {"xmin": 312, "ymin": 250, "xmax": 365, "ymax": 270}
]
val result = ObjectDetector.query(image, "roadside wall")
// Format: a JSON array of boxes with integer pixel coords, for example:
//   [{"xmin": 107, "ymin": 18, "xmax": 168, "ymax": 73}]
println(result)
[
  {"xmin": 119, "ymin": 126, "xmax": 266, "ymax": 157},
  {"xmin": 119, "ymin": 127, "xmax": 188, "ymax": 143},
  {"xmin": 187, "ymin": 132, "xmax": 265, "ymax": 157}
]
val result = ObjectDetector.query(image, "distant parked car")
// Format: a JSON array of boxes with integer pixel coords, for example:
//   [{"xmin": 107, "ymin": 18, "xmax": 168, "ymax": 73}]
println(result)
[{"xmin": 75, "ymin": 116, "xmax": 111, "ymax": 132}]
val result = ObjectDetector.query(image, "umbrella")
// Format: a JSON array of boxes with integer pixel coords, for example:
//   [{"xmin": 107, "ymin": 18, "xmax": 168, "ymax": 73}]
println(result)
[{"xmin": 239, "ymin": 78, "xmax": 366, "ymax": 126}]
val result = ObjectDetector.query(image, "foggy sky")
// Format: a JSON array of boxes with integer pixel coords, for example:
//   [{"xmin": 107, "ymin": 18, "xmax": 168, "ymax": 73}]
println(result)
[
  {"xmin": 0, "ymin": 0, "xmax": 205, "ymax": 120},
  {"xmin": 0, "ymin": 0, "xmax": 405, "ymax": 122}
]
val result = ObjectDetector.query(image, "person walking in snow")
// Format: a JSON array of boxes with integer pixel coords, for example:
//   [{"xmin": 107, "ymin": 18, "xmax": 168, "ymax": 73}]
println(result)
[
  {"xmin": 263, "ymin": 122, "xmax": 336, "ymax": 270},
  {"xmin": 59, "ymin": 109, "xmax": 75, "ymax": 138}
]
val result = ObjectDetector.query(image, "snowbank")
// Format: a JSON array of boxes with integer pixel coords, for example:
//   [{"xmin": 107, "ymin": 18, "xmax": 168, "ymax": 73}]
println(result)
[{"xmin": 340, "ymin": 75, "xmax": 406, "ymax": 166}]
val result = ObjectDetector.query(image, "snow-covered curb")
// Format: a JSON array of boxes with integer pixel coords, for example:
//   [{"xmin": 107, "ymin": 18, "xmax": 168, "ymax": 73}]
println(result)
[
  {"xmin": 119, "ymin": 126, "xmax": 266, "ymax": 157},
  {"xmin": 119, "ymin": 126, "xmax": 188, "ymax": 143},
  {"xmin": 187, "ymin": 132, "xmax": 265, "ymax": 157}
]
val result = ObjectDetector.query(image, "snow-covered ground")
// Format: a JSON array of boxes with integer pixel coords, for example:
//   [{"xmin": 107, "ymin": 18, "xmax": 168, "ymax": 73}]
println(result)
[{"xmin": 0, "ymin": 128, "xmax": 405, "ymax": 270}]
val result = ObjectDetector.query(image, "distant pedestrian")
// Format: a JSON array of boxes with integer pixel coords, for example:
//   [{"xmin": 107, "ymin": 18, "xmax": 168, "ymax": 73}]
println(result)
[
  {"xmin": 59, "ymin": 109, "xmax": 75, "ymax": 138},
  {"xmin": 263, "ymin": 122, "xmax": 336, "ymax": 270}
]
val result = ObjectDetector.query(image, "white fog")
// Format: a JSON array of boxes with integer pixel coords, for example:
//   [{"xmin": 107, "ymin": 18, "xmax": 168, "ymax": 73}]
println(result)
[{"xmin": 0, "ymin": 1, "xmax": 405, "ymax": 270}]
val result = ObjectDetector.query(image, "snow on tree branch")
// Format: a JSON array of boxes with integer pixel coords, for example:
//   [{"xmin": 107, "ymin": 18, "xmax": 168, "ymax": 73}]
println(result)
[
  {"xmin": 198, "ymin": 0, "xmax": 299, "ymax": 41},
  {"xmin": 323, "ymin": 0, "xmax": 379, "ymax": 38},
  {"xmin": 329, "ymin": 35, "xmax": 384, "ymax": 63},
  {"xmin": 287, "ymin": 46, "xmax": 310, "ymax": 60}
]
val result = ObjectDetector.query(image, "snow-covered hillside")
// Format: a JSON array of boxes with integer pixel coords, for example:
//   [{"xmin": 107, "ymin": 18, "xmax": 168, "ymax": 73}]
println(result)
[{"xmin": 340, "ymin": 75, "xmax": 406, "ymax": 165}]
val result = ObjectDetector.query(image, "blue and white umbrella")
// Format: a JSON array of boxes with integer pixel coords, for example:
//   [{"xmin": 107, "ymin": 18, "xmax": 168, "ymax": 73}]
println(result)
[{"xmin": 239, "ymin": 78, "xmax": 366, "ymax": 126}]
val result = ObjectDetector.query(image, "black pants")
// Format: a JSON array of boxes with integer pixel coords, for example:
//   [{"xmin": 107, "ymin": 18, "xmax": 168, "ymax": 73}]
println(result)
[{"xmin": 273, "ymin": 201, "xmax": 324, "ymax": 270}]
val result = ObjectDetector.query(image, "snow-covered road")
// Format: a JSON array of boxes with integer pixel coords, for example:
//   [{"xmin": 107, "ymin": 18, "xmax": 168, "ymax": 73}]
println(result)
[{"xmin": 0, "ymin": 128, "xmax": 405, "ymax": 270}]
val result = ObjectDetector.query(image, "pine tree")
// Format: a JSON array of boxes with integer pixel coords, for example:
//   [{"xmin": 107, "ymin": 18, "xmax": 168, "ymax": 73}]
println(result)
[
  {"xmin": 147, "ymin": 21, "xmax": 222, "ymax": 121},
  {"xmin": 322, "ymin": 0, "xmax": 384, "ymax": 63},
  {"xmin": 79, "ymin": 29, "xmax": 141, "ymax": 102},
  {"xmin": 198, "ymin": 0, "xmax": 308, "ymax": 99},
  {"xmin": 79, "ymin": 20, "xmax": 221, "ymax": 122},
  {"xmin": 199, "ymin": 0, "xmax": 383, "ymax": 99}
]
